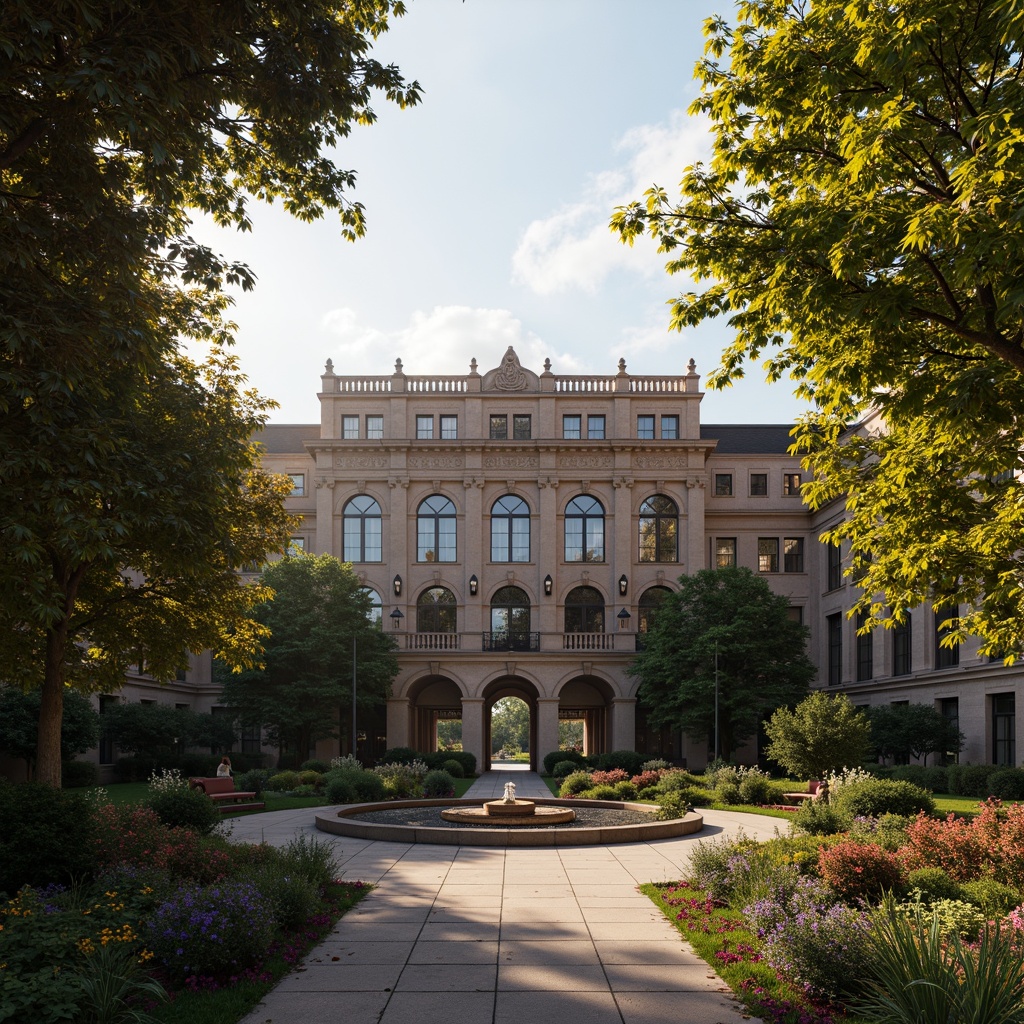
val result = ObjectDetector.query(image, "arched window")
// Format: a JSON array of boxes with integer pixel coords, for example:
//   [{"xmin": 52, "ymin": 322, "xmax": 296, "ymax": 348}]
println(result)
[
  {"xmin": 564, "ymin": 495, "xmax": 605, "ymax": 562},
  {"xmin": 363, "ymin": 588, "xmax": 383, "ymax": 628},
  {"xmin": 417, "ymin": 495, "xmax": 456, "ymax": 562},
  {"xmin": 491, "ymin": 495, "xmax": 530, "ymax": 562},
  {"xmin": 342, "ymin": 496, "xmax": 382, "ymax": 562},
  {"xmin": 638, "ymin": 586, "xmax": 672, "ymax": 635},
  {"xmin": 564, "ymin": 586, "xmax": 604, "ymax": 633},
  {"xmin": 417, "ymin": 587, "xmax": 457, "ymax": 633},
  {"xmin": 490, "ymin": 585, "xmax": 530, "ymax": 636},
  {"xmin": 638, "ymin": 495, "xmax": 677, "ymax": 562}
]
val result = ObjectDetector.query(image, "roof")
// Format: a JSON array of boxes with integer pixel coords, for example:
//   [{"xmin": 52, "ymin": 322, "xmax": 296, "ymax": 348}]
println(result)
[
  {"xmin": 700, "ymin": 424, "xmax": 796, "ymax": 455},
  {"xmin": 253, "ymin": 424, "xmax": 319, "ymax": 454}
]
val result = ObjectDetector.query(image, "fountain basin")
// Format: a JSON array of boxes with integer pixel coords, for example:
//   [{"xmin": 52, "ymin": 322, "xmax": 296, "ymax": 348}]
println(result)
[
  {"xmin": 441, "ymin": 799, "xmax": 576, "ymax": 826},
  {"xmin": 315, "ymin": 797, "xmax": 703, "ymax": 847}
]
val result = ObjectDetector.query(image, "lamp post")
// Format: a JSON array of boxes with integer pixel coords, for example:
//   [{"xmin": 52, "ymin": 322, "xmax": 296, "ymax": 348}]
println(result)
[
  {"xmin": 714, "ymin": 642, "xmax": 720, "ymax": 763},
  {"xmin": 351, "ymin": 635, "xmax": 358, "ymax": 759}
]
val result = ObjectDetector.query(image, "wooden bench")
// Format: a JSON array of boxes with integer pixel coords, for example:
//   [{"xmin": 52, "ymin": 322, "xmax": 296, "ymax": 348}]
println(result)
[
  {"xmin": 189, "ymin": 776, "xmax": 264, "ymax": 813},
  {"xmin": 782, "ymin": 780, "xmax": 821, "ymax": 805}
]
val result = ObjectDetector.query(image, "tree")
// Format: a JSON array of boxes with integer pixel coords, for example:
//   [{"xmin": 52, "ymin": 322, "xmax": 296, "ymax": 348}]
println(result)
[
  {"xmin": 764, "ymin": 691, "xmax": 871, "ymax": 780},
  {"xmin": 628, "ymin": 566, "xmax": 815, "ymax": 760},
  {"xmin": 0, "ymin": 688, "xmax": 99, "ymax": 778},
  {"xmin": 490, "ymin": 697, "xmax": 530, "ymax": 755},
  {"xmin": 868, "ymin": 703, "xmax": 964, "ymax": 766},
  {"xmin": 218, "ymin": 554, "xmax": 398, "ymax": 761},
  {"xmin": 1, "ymin": 2, "xmax": 419, "ymax": 785},
  {"xmin": 100, "ymin": 703, "xmax": 236, "ymax": 756},
  {"xmin": 612, "ymin": 0, "xmax": 1024, "ymax": 657}
]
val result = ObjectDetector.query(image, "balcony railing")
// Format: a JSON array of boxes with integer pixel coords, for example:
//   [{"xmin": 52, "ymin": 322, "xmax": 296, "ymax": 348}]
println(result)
[
  {"xmin": 482, "ymin": 631, "xmax": 541, "ymax": 652},
  {"xmin": 403, "ymin": 632, "xmax": 462, "ymax": 650}
]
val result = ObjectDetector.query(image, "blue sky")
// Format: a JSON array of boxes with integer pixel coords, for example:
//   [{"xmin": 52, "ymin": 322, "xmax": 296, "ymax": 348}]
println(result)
[{"xmin": 193, "ymin": 0, "xmax": 807, "ymax": 425}]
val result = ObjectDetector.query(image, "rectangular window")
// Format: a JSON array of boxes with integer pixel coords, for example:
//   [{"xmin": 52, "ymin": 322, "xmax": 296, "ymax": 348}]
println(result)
[
  {"xmin": 342, "ymin": 415, "xmax": 360, "ymax": 439},
  {"xmin": 637, "ymin": 415, "xmax": 655, "ymax": 440},
  {"xmin": 856, "ymin": 611, "xmax": 873, "ymax": 682},
  {"xmin": 513, "ymin": 414, "xmax": 532, "ymax": 440},
  {"xmin": 826, "ymin": 541, "xmax": 843, "ymax": 590},
  {"xmin": 787, "ymin": 606, "xmax": 803, "ymax": 625},
  {"xmin": 758, "ymin": 537, "xmax": 779, "ymax": 573},
  {"xmin": 440, "ymin": 415, "xmax": 458, "ymax": 439},
  {"xmin": 827, "ymin": 613, "xmax": 843, "ymax": 686},
  {"xmin": 784, "ymin": 537, "xmax": 804, "ymax": 573},
  {"xmin": 366, "ymin": 415, "xmax": 384, "ymax": 439},
  {"xmin": 489, "ymin": 414, "xmax": 508, "ymax": 440},
  {"xmin": 289, "ymin": 473, "xmax": 305, "ymax": 497},
  {"xmin": 750, "ymin": 473, "xmax": 768, "ymax": 496},
  {"xmin": 935, "ymin": 607, "xmax": 960, "ymax": 669},
  {"xmin": 562, "ymin": 414, "xmax": 581, "ymax": 439},
  {"xmin": 416, "ymin": 415, "xmax": 433, "ymax": 439},
  {"xmin": 783, "ymin": 472, "xmax": 802, "ymax": 495},
  {"xmin": 240, "ymin": 723, "xmax": 262, "ymax": 755},
  {"xmin": 993, "ymin": 693, "xmax": 1016, "ymax": 765},
  {"xmin": 587, "ymin": 415, "xmax": 605, "ymax": 439},
  {"xmin": 661, "ymin": 415, "xmax": 679, "ymax": 440},
  {"xmin": 716, "ymin": 537, "xmax": 736, "ymax": 568},
  {"xmin": 715, "ymin": 473, "xmax": 733, "ymax": 496},
  {"xmin": 893, "ymin": 615, "xmax": 912, "ymax": 676}
]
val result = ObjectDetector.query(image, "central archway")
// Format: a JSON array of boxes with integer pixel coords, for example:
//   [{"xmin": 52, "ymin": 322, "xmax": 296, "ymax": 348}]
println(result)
[{"xmin": 481, "ymin": 677, "xmax": 539, "ymax": 771}]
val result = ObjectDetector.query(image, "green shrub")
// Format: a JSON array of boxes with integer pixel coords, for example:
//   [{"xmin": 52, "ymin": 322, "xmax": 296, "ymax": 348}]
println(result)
[
  {"xmin": 892, "ymin": 764, "xmax": 949, "ymax": 792},
  {"xmin": 292, "ymin": 783, "xmax": 317, "ymax": 796},
  {"xmin": 738, "ymin": 772, "xmax": 773, "ymax": 805},
  {"xmin": 715, "ymin": 781, "xmax": 742, "ymax": 805},
  {"xmin": 947, "ymin": 762, "xmax": 998, "ymax": 798},
  {"xmin": 641, "ymin": 758, "xmax": 670, "ymax": 771},
  {"xmin": 268, "ymin": 770, "xmax": 300, "ymax": 791},
  {"xmin": 847, "ymin": 812, "xmax": 915, "ymax": 852},
  {"xmin": 378, "ymin": 746, "xmax": 419, "ymax": 765},
  {"xmin": 961, "ymin": 877, "xmax": 1022, "ymax": 917},
  {"xmin": 324, "ymin": 768, "xmax": 384, "ymax": 803},
  {"xmin": 147, "ymin": 777, "xmax": 221, "ymax": 835},
  {"xmin": 325, "ymin": 776, "xmax": 358, "ymax": 804},
  {"xmin": 236, "ymin": 767, "xmax": 273, "ymax": 796},
  {"xmin": 543, "ymin": 749, "xmax": 586, "ymax": 775},
  {"xmin": 906, "ymin": 867, "xmax": 963, "ymax": 904},
  {"xmin": 793, "ymin": 799, "xmax": 852, "ymax": 836},
  {"xmin": 559, "ymin": 770, "xmax": 593, "ymax": 796},
  {"xmin": 987, "ymin": 767, "xmax": 1024, "ymax": 800},
  {"xmin": 61, "ymin": 759, "xmax": 98, "ymax": 788},
  {"xmin": 0, "ymin": 781, "xmax": 99, "ymax": 894},
  {"xmin": 584, "ymin": 784, "xmax": 619, "ymax": 800},
  {"xmin": 655, "ymin": 769, "xmax": 705, "ymax": 793},
  {"xmin": 299, "ymin": 758, "xmax": 331, "ymax": 773},
  {"xmin": 655, "ymin": 791, "xmax": 693, "ymax": 821},
  {"xmin": 592, "ymin": 750, "xmax": 647, "ymax": 775},
  {"xmin": 613, "ymin": 780, "xmax": 638, "ymax": 800},
  {"xmin": 298, "ymin": 769, "xmax": 323, "ymax": 787},
  {"xmin": 553, "ymin": 759, "xmax": 580, "ymax": 779},
  {"xmin": 836, "ymin": 778, "xmax": 934, "ymax": 817},
  {"xmin": 442, "ymin": 758, "xmax": 465, "ymax": 778},
  {"xmin": 422, "ymin": 770, "xmax": 456, "ymax": 797},
  {"xmin": 442, "ymin": 750, "xmax": 476, "ymax": 776},
  {"xmin": 637, "ymin": 786, "xmax": 660, "ymax": 800},
  {"xmin": 281, "ymin": 832, "xmax": 340, "ymax": 889}
]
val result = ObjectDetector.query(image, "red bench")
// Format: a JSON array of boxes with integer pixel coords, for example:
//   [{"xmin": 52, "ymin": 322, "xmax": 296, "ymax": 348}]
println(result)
[
  {"xmin": 782, "ymin": 780, "xmax": 822, "ymax": 805},
  {"xmin": 189, "ymin": 776, "xmax": 264, "ymax": 813}
]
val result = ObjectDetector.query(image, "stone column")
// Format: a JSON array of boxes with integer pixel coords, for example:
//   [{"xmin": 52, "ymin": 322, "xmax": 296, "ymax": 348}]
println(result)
[
  {"xmin": 386, "ymin": 697, "xmax": 412, "ymax": 750},
  {"xmin": 536, "ymin": 697, "xmax": 561, "ymax": 765},
  {"xmin": 610, "ymin": 697, "xmax": 637, "ymax": 752},
  {"xmin": 460, "ymin": 697, "xmax": 486, "ymax": 772},
  {"xmin": 314, "ymin": 478, "xmax": 335, "ymax": 555}
]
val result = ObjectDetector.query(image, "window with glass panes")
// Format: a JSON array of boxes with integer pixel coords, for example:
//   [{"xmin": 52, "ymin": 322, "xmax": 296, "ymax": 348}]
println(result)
[
  {"xmin": 637, "ymin": 415, "xmax": 655, "ymax": 439},
  {"xmin": 417, "ymin": 495, "xmax": 456, "ymax": 562},
  {"xmin": 562, "ymin": 414, "xmax": 581, "ymax": 439},
  {"xmin": 513, "ymin": 414, "xmax": 531, "ymax": 440},
  {"xmin": 758, "ymin": 537, "xmax": 779, "ymax": 572},
  {"xmin": 827, "ymin": 613, "xmax": 843, "ymax": 686},
  {"xmin": 893, "ymin": 615, "xmax": 912, "ymax": 675},
  {"xmin": 289, "ymin": 474, "xmax": 305, "ymax": 496},
  {"xmin": 416, "ymin": 415, "xmax": 433, "ymax": 439},
  {"xmin": 784, "ymin": 538, "xmax": 804, "ymax": 572},
  {"xmin": 343, "ymin": 496, "xmax": 382, "ymax": 562},
  {"xmin": 489, "ymin": 414, "xmax": 508, "ymax": 440},
  {"xmin": 716, "ymin": 538, "xmax": 736, "ymax": 568},
  {"xmin": 661, "ymin": 415, "xmax": 679, "ymax": 439},
  {"xmin": 783, "ymin": 472, "xmax": 802, "ymax": 495},
  {"xmin": 826, "ymin": 542, "xmax": 842, "ymax": 590},
  {"xmin": 856, "ymin": 610, "xmax": 873, "ymax": 681},
  {"xmin": 750, "ymin": 473, "xmax": 768, "ymax": 495},
  {"xmin": 935, "ymin": 607, "xmax": 960, "ymax": 669},
  {"xmin": 715, "ymin": 474, "xmax": 733, "ymax": 496},
  {"xmin": 440, "ymin": 415, "xmax": 458, "ymax": 439},
  {"xmin": 342, "ymin": 415, "xmax": 359, "ymax": 439},
  {"xmin": 491, "ymin": 495, "xmax": 530, "ymax": 562},
  {"xmin": 564, "ymin": 585, "xmax": 604, "ymax": 632},
  {"xmin": 366, "ymin": 415, "xmax": 384, "ymax": 439},
  {"xmin": 638, "ymin": 495, "xmax": 677, "ymax": 562},
  {"xmin": 993, "ymin": 693, "xmax": 1016, "ymax": 765},
  {"xmin": 564, "ymin": 495, "xmax": 605, "ymax": 562},
  {"xmin": 587, "ymin": 415, "xmax": 605, "ymax": 439},
  {"xmin": 417, "ymin": 587, "xmax": 456, "ymax": 633}
]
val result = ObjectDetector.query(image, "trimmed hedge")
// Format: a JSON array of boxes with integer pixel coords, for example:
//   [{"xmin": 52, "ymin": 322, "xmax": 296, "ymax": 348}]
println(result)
[
  {"xmin": 543, "ymin": 749, "xmax": 586, "ymax": 775},
  {"xmin": 947, "ymin": 762, "xmax": 999, "ymax": 798},
  {"xmin": 835, "ymin": 778, "xmax": 934, "ymax": 817},
  {"xmin": 987, "ymin": 767, "xmax": 1024, "ymax": 800}
]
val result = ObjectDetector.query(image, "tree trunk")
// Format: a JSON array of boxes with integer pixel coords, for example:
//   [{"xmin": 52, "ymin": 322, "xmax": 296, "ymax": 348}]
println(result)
[{"xmin": 36, "ymin": 627, "xmax": 67, "ymax": 787}]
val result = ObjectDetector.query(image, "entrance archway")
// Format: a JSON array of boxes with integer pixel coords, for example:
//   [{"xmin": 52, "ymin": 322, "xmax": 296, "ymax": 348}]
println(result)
[
  {"xmin": 481, "ymin": 678, "xmax": 539, "ymax": 771},
  {"xmin": 406, "ymin": 676, "xmax": 463, "ymax": 754},
  {"xmin": 490, "ymin": 696, "xmax": 530, "ymax": 765},
  {"xmin": 557, "ymin": 676, "xmax": 614, "ymax": 756}
]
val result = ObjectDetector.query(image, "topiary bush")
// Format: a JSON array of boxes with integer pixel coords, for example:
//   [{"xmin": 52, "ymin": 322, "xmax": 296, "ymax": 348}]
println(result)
[
  {"xmin": 987, "ymin": 767, "xmax": 1024, "ymax": 800},
  {"xmin": 947, "ymin": 762, "xmax": 998, "ymax": 798},
  {"xmin": 835, "ymin": 778, "xmax": 934, "ymax": 817},
  {"xmin": 584, "ymin": 784, "xmax": 619, "ymax": 800},
  {"xmin": 543, "ymin": 749, "xmax": 586, "ymax": 775},
  {"xmin": 324, "ymin": 768, "xmax": 385, "ymax": 803},
  {"xmin": 422, "ymin": 770, "xmax": 456, "ymax": 798},
  {"xmin": 906, "ymin": 867, "xmax": 963, "ymax": 904},
  {"xmin": 298, "ymin": 769, "xmax": 323, "ymax": 788},
  {"xmin": 325, "ymin": 775, "xmax": 359, "ymax": 804},
  {"xmin": 613, "ymin": 780, "xmax": 638, "ymax": 800},
  {"xmin": 441, "ymin": 758, "xmax": 465, "ymax": 778},
  {"xmin": 553, "ymin": 760, "xmax": 581, "ymax": 779},
  {"xmin": 147, "ymin": 770, "xmax": 221, "ymax": 835},
  {"xmin": 559, "ymin": 770, "xmax": 594, "ymax": 797},
  {"xmin": 267, "ymin": 770, "xmax": 300, "ymax": 792}
]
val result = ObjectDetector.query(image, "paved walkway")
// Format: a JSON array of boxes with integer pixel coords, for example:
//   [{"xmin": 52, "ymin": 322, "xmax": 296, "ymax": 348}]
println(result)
[{"xmin": 232, "ymin": 770, "xmax": 779, "ymax": 1024}]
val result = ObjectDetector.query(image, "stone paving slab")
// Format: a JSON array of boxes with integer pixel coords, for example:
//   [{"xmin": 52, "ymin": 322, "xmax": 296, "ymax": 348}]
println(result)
[{"xmin": 234, "ymin": 768, "xmax": 774, "ymax": 1024}]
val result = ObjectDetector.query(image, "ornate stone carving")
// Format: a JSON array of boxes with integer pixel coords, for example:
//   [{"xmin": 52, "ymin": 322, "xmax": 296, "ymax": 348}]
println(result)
[
  {"xmin": 481, "ymin": 346, "xmax": 540, "ymax": 391},
  {"xmin": 558, "ymin": 455, "xmax": 613, "ymax": 469},
  {"xmin": 407, "ymin": 455, "xmax": 465, "ymax": 470},
  {"xmin": 482, "ymin": 454, "xmax": 538, "ymax": 469},
  {"xmin": 335, "ymin": 454, "xmax": 388, "ymax": 469},
  {"xmin": 633, "ymin": 455, "xmax": 689, "ymax": 470}
]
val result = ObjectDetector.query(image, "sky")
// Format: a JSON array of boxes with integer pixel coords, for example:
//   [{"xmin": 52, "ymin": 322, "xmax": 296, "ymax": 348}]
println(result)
[{"xmin": 192, "ymin": 0, "xmax": 807, "ymax": 426}]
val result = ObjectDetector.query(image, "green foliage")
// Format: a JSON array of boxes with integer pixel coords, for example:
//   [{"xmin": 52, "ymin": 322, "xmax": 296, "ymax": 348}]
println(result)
[
  {"xmin": 836, "ymin": 779, "xmax": 935, "ymax": 818},
  {"xmin": 792, "ymin": 799, "xmax": 852, "ymax": 837},
  {"xmin": 324, "ymin": 775, "xmax": 359, "ymax": 804},
  {"xmin": 585, "ymin": 784, "xmax": 619, "ymax": 801},
  {"xmin": 423, "ymin": 749, "xmax": 476, "ymax": 776},
  {"xmin": 629, "ymin": 567, "xmax": 814, "ymax": 759},
  {"xmin": 422, "ymin": 770, "xmax": 456, "ymax": 797},
  {"xmin": 765, "ymin": 691, "xmax": 871, "ymax": 780},
  {"xmin": 62, "ymin": 760, "xmax": 99, "ymax": 788},
  {"xmin": 279, "ymin": 833, "xmax": 339, "ymax": 891},
  {"xmin": 591, "ymin": 750, "xmax": 648, "ymax": 775},
  {"xmin": 0, "ymin": 687, "xmax": 99, "ymax": 774},
  {"xmin": 77, "ymin": 940, "xmax": 168, "ymax": 1024},
  {"xmin": 219, "ymin": 555, "xmax": 398, "ymax": 759},
  {"xmin": 552, "ymin": 760, "xmax": 580, "ymax": 779},
  {"xmin": 858, "ymin": 899, "xmax": 1024, "ymax": 1024},
  {"xmin": 490, "ymin": 697, "xmax": 530, "ymax": 754},
  {"xmin": 299, "ymin": 759, "xmax": 332, "ymax": 773},
  {"xmin": 869, "ymin": 704, "xmax": 963, "ymax": 767},
  {"xmin": 236, "ymin": 768, "xmax": 273, "ymax": 797},
  {"xmin": 268, "ymin": 771, "xmax": 301, "ymax": 792},
  {"xmin": 656, "ymin": 769, "xmax": 705, "ymax": 793},
  {"xmin": 961, "ymin": 878, "xmax": 1023, "ymax": 918},
  {"xmin": 906, "ymin": 867, "xmax": 964, "ymax": 905},
  {"xmin": 891, "ymin": 764, "xmax": 949, "ymax": 792},
  {"xmin": 559, "ymin": 770, "xmax": 594, "ymax": 797},
  {"xmin": 654, "ymin": 791, "xmax": 694, "ymax": 821},
  {"xmin": 948, "ymin": 762, "xmax": 1000, "ymax": 798},
  {"xmin": 0, "ymin": 781, "xmax": 99, "ymax": 894},
  {"xmin": 146, "ymin": 772, "xmax": 221, "ymax": 835},
  {"xmin": 543, "ymin": 748, "xmax": 586, "ymax": 775},
  {"xmin": 988, "ymin": 768, "xmax": 1024, "ymax": 800},
  {"xmin": 441, "ymin": 759, "xmax": 465, "ymax": 779},
  {"xmin": 381, "ymin": 747, "xmax": 420, "ymax": 765},
  {"xmin": 612, "ymin": 0, "xmax": 1024, "ymax": 659}
]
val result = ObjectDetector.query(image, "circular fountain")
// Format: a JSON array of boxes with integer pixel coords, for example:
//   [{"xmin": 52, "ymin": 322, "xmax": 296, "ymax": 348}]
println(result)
[{"xmin": 439, "ymin": 782, "xmax": 576, "ymax": 826}]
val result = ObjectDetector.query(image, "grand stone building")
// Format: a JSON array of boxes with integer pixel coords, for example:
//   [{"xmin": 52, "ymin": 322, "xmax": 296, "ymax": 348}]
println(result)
[{"xmin": 245, "ymin": 347, "xmax": 1021, "ymax": 772}]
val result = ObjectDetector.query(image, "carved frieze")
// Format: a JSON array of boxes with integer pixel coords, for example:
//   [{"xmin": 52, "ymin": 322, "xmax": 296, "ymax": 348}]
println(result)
[
  {"xmin": 407, "ymin": 455, "xmax": 465, "ymax": 470},
  {"xmin": 558, "ymin": 455, "xmax": 613, "ymax": 469},
  {"xmin": 632, "ymin": 455, "xmax": 690, "ymax": 470},
  {"xmin": 482, "ymin": 454, "xmax": 539, "ymax": 470},
  {"xmin": 335, "ymin": 454, "xmax": 388, "ymax": 469}
]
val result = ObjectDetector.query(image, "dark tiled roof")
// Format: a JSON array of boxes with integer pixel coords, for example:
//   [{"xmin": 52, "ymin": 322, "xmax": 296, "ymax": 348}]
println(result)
[
  {"xmin": 701, "ymin": 424, "xmax": 796, "ymax": 454},
  {"xmin": 253, "ymin": 424, "xmax": 318, "ymax": 454}
]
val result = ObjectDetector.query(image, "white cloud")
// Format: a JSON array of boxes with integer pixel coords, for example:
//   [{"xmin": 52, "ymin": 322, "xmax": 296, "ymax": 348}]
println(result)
[
  {"xmin": 319, "ymin": 305, "xmax": 584, "ymax": 376},
  {"xmin": 511, "ymin": 109, "xmax": 711, "ymax": 295}
]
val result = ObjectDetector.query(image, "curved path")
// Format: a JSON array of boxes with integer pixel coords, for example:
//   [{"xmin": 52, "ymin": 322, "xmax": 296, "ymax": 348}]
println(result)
[{"xmin": 231, "ymin": 770, "xmax": 777, "ymax": 1024}]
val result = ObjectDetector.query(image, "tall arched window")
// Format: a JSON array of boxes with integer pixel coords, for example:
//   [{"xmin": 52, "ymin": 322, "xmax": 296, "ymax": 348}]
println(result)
[
  {"xmin": 564, "ymin": 586, "xmax": 604, "ymax": 633},
  {"xmin": 343, "ymin": 496, "xmax": 382, "ymax": 562},
  {"xmin": 417, "ymin": 587, "xmax": 457, "ymax": 633},
  {"xmin": 363, "ymin": 588, "xmax": 383, "ymax": 628},
  {"xmin": 564, "ymin": 495, "xmax": 605, "ymax": 562},
  {"xmin": 638, "ymin": 495, "xmax": 677, "ymax": 562},
  {"xmin": 417, "ymin": 495, "xmax": 456, "ymax": 562},
  {"xmin": 490, "ymin": 585, "xmax": 530, "ymax": 636},
  {"xmin": 638, "ymin": 586, "xmax": 672, "ymax": 635},
  {"xmin": 491, "ymin": 495, "xmax": 531, "ymax": 562}
]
